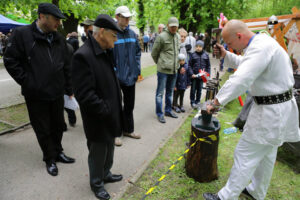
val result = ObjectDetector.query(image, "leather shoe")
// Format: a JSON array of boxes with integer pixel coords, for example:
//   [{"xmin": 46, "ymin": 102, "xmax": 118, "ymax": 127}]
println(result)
[
  {"xmin": 124, "ymin": 132, "xmax": 141, "ymax": 139},
  {"xmin": 56, "ymin": 152, "xmax": 75, "ymax": 163},
  {"xmin": 93, "ymin": 187, "xmax": 110, "ymax": 200},
  {"xmin": 202, "ymin": 193, "xmax": 220, "ymax": 200},
  {"xmin": 46, "ymin": 161, "xmax": 58, "ymax": 176},
  {"xmin": 241, "ymin": 188, "xmax": 256, "ymax": 200},
  {"xmin": 104, "ymin": 174, "xmax": 123, "ymax": 183},
  {"xmin": 165, "ymin": 111, "xmax": 178, "ymax": 118},
  {"xmin": 157, "ymin": 115, "xmax": 166, "ymax": 123}
]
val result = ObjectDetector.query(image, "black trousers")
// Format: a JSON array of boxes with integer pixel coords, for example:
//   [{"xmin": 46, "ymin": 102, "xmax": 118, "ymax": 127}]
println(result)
[
  {"xmin": 87, "ymin": 139, "xmax": 114, "ymax": 191},
  {"xmin": 173, "ymin": 89, "xmax": 185, "ymax": 107},
  {"xmin": 190, "ymin": 78, "xmax": 203, "ymax": 104},
  {"xmin": 143, "ymin": 43, "xmax": 148, "ymax": 52},
  {"xmin": 25, "ymin": 97, "xmax": 64, "ymax": 162},
  {"xmin": 64, "ymin": 108, "xmax": 76, "ymax": 125},
  {"xmin": 120, "ymin": 84, "xmax": 135, "ymax": 134}
]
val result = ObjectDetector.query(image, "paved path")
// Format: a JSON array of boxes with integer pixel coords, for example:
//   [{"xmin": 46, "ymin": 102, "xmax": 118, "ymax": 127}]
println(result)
[{"xmin": 0, "ymin": 55, "xmax": 223, "ymax": 200}]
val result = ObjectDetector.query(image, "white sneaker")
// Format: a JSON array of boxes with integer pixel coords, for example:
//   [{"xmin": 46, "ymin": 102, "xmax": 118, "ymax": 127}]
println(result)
[{"xmin": 114, "ymin": 137, "xmax": 122, "ymax": 146}]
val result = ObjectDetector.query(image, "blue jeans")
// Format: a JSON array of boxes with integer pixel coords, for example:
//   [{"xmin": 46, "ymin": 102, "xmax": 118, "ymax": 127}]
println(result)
[
  {"xmin": 190, "ymin": 78, "xmax": 203, "ymax": 104},
  {"xmin": 155, "ymin": 72, "xmax": 177, "ymax": 117}
]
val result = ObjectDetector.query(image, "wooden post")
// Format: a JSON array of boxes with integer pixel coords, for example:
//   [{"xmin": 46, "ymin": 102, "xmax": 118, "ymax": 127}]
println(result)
[{"xmin": 185, "ymin": 116, "xmax": 220, "ymax": 182}]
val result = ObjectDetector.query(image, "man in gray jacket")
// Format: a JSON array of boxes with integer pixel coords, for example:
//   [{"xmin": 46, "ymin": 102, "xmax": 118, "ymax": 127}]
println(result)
[{"xmin": 151, "ymin": 17, "xmax": 180, "ymax": 123}]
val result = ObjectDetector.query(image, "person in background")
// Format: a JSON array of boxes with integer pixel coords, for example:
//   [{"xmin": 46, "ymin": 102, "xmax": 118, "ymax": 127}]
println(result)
[
  {"xmin": 189, "ymin": 40, "xmax": 211, "ymax": 109},
  {"xmin": 72, "ymin": 14, "xmax": 124, "ymax": 200},
  {"xmin": 80, "ymin": 18, "xmax": 94, "ymax": 42},
  {"xmin": 113, "ymin": 6, "xmax": 142, "ymax": 146},
  {"xmin": 158, "ymin": 24, "xmax": 165, "ymax": 34},
  {"xmin": 172, "ymin": 53, "xmax": 191, "ymax": 113},
  {"xmin": 178, "ymin": 28, "xmax": 188, "ymax": 60},
  {"xmin": 143, "ymin": 33, "xmax": 149, "ymax": 52},
  {"xmin": 151, "ymin": 17, "xmax": 180, "ymax": 123},
  {"xmin": 4, "ymin": 3, "xmax": 75, "ymax": 176},
  {"xmin": 67, "ymin": 32, "xmax": 79, "ymax": 52}
]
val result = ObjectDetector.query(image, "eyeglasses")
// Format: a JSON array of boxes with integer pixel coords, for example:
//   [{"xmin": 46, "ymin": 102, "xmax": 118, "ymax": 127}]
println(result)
[{"xmin": 105, "ymin": 29, "xmax": 117, "ymax": 38}]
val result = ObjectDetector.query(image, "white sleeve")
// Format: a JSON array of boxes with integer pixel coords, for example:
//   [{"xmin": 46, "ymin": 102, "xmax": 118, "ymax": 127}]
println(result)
[
  {"xmin": 224, "ymin": 51, "xmax": 243, "ymax": 69},
  {"xmin": 216, "ymin": 45, "xmax": 272, "ymax": 105}
]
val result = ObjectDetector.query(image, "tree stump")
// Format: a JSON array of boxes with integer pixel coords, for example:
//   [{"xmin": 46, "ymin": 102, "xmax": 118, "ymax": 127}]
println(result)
[{"xmin": 185, "ymin": 116, "xmax": 220, "ymax": 182}]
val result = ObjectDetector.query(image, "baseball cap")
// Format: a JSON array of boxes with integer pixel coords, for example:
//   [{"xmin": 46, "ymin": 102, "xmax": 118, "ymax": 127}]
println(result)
[
  {"xmin": 168, "ymin": 17, "xmax": 179, "ymax": 27},
  {"xmin": 38, "ymin": 3, "xmax": 65, "ymax": 19},
  {"xmin": 80, "ymin": 19, "xmax": 94, "ymax": 26},
  {"xmin": 94, "ymin": 14, "xmax": 123, "ymax": 33},
  {"xmin": 115, "ymin": 6, "xmax": 133, "ymax": 18}
]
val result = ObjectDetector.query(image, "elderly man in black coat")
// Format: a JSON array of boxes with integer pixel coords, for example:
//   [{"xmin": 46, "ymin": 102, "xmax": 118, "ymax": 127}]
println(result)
[{"xmin": 72, "ymin": 14, "xmax": 124, "ymax": 200}]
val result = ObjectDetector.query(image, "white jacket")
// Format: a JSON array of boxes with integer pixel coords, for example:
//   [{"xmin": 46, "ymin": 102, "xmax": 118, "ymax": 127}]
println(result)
[{"xmin": 216, "ymin": 33, "xmax": 300, "ymax": 146}]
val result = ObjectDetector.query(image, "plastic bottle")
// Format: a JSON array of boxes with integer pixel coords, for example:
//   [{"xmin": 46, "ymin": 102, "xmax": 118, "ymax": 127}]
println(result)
[{"xmin": 223, "ymin": 127, "xmax": 237, "ymax": 134}]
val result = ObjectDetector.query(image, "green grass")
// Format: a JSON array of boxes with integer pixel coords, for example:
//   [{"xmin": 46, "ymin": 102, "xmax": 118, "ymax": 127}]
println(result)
[
  {"xmin": 0, "ymin": 122, "xmax": 14, "ymax": 132},
  {"xmin": 121, "ymin": 71, "xmax": 300, "ymax": 200},
  {"xmin": 141, "ymin": 65, "xmax": 156, "ymax": 78},
  {"xmin": 0, "ymin": 103, "xmax": 29, "ymax": 126}
]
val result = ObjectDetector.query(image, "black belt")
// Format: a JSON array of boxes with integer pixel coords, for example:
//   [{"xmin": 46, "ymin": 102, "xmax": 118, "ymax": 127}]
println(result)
[{"xmin": 253, "ymin": 89, "xmax": 293, "ymax": 105}]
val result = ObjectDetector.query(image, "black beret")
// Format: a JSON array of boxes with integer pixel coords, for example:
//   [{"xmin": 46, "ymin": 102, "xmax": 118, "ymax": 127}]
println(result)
[
  {"xmin": 94, "ymin": 14, "xmax": 123, "ymax": 33},
  {"xmin": 38, "ymin": 3, "xmax": 65, "ymax": 19}
]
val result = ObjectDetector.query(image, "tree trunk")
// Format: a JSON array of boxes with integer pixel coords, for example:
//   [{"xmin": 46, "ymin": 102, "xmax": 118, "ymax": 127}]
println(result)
[
  {"xmin": 185, "ymin": 117, "xmax": 220, "ymax": 182},
  {"xmin": 62, "ymin": 13, "xmax": 79, "ymax": 36}
]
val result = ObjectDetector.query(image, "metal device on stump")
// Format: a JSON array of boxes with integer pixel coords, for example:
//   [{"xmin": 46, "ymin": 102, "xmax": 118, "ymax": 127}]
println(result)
[{"xmin": 185, "ymin": 101, "xmax": 221, "ymax": 182}]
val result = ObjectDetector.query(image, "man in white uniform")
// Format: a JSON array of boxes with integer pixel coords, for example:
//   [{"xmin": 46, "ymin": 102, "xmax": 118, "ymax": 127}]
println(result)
[{"xmin": 203, "ymin": 20, "xmax": 300, "ymax": 200}]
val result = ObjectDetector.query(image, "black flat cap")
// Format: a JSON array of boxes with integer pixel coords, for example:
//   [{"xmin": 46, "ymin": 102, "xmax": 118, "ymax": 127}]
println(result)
[
  {"xmin": 38, "ymin": 3, "xmax": 65, "ymax": 19},
  {"xmin": 94, "ymin": 14, "xmax": 123, "ymax": 33}
]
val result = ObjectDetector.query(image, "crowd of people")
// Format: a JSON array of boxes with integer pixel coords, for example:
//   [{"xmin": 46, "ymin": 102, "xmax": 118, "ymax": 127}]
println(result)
[
  {"xmin": 2, "ymin": 2, "xmax": 300, "ymax": 200},
  {"xmin": 0, "ymin": 31, "xmax": 11, "ymax": 56}
]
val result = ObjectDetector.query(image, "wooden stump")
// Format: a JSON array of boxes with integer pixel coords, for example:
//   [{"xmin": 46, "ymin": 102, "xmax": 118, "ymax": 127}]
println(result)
[{"xmin": 185, "ymin": 116, "xmax": 220, "ymax": 182}]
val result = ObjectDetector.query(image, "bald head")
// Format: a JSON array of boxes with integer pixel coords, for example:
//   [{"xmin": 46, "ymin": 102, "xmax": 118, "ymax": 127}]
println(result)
[
  {"xmin": 222, "ymin": 20, "xmax": 249, "ymax": 38},
  {"xmin": 221, "ymin": 19, "xmax": 254, "ymax": 52}
]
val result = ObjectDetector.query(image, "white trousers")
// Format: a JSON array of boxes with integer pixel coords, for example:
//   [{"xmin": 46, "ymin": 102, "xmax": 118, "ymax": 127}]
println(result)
[{"xmin": 218, "ymin": 138, "xmax": 278, "ymax": 200}]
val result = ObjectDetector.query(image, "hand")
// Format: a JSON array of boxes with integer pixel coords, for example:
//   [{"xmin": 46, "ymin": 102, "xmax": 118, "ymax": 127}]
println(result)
[
  {"xmin": 206, "ymin": 99, "xmax": 221, "ymax": 114},
  {"xmin": 180, "ymin": 67, "xmax": 186, "ymax": 74},
  {"xmin": 192, "ymin": 74, "xmax": 196, "ymax": 78},
  {"xmin": 213, "ymin": 43, "xmax": 226, "ymax": 59},
  {"xmin": 174, "ymin": 87, "xmax": 177, "ymax": 91}
]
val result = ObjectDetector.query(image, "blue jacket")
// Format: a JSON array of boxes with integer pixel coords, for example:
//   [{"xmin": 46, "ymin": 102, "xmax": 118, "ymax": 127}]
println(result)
[
  {"xmin": 113, "ymin": 26, "xmax": 141, "ymax": 86},
  {"xmin": 176, "ymin": 63, "xmax": 191, "ymax": 90},
  {"xmin": 189, "ymin": 50, "xmax": 211, "ymax": 75}
]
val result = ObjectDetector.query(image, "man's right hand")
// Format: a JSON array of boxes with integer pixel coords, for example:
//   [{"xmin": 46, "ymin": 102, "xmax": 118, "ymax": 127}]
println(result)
[{"xmin": 213, "ymin": 43, "xmax": 226, "ymax": 59}]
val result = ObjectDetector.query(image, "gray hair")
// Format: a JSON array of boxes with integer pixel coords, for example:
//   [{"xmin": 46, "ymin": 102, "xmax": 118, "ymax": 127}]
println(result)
[{"xmin": 93, "ymin": 26, "xmax": 100, "ymax": 34}]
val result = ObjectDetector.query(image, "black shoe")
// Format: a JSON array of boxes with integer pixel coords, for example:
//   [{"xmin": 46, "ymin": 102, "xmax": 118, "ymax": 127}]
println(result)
[
  {"xmin": 241, "ymin": 188, "xmax": 256, "ymax": 200},
  {"xmin": 46, "ymin": 161, "xmax": 58, "ymax": 176},
  {"xmin": 157, "ymin": 116, "xmax": 166, "ymax": 123},
  {"xmin": 56, "ymin": 152, "xmax": 75, "ymax": 163},
  {"xmin": 104, "ymin": 174, "xmax": 123, "ymax": 183},
  {"xmin": 175, "ymin": 107, "xmax": 181, "ymax": 113},
  {"xmin": 180, "ymin": 107, "xmax": 185, "ymax": 113},
  {"xmin": 165, "ymin": 112, "xmax": 178, "ymax": 118},
  {"xmin": 202, "ymin": 193, "xmax": 220, "ymax": 200},
  {"xmin": 93, "ymin": 187, "xmax": 110, "ymax": 200}
]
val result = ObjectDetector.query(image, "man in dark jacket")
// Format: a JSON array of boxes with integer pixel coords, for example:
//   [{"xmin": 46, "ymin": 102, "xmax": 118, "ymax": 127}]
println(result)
[
  {"xmin": 72, "ymin": 14, "xmax": 123, "ymax": 200},
  {"xmin": 4, "ymin": 3, "xmax": 75, "ymax": 176},
  {"xmin": 189, "ymin": 40, "xmax": 211, "ymax": 108},
  {"xmin": 113, "ymin": 6, "xmax": 142, "ymax": 146}
]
